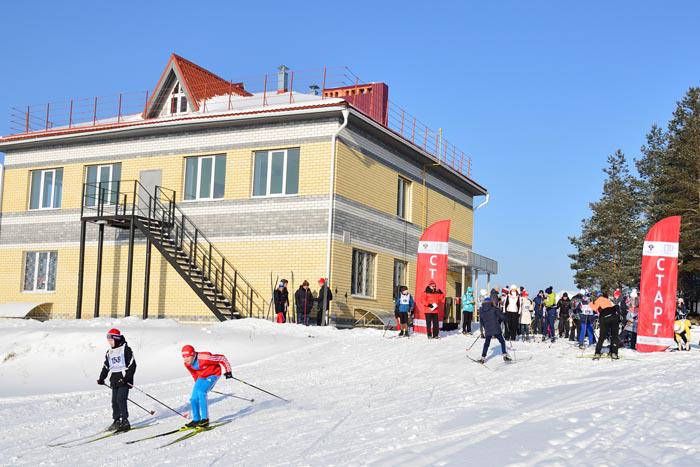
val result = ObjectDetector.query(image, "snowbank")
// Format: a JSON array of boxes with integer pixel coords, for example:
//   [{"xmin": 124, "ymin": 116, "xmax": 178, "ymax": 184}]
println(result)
[{"xmin": 1, "ymin": 318, "xmax": 699, "ymax": 465}]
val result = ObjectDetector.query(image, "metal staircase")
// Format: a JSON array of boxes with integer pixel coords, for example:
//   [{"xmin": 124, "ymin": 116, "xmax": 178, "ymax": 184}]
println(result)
[{"xmin": 78, "ymin": 180, "xmax": 268, "ymax": 321}]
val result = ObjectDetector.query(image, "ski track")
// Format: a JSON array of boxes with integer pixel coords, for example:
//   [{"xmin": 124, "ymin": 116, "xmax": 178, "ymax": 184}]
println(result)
[{"xmin": 0, "ymin": 320, "xmax": 699, "ymax": 466}]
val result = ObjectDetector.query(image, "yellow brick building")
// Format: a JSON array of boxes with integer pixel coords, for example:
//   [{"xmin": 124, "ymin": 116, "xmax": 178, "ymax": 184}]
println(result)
[{"xmin": 0, "ymin": 54, "xmax": 497, "ymax": 325}]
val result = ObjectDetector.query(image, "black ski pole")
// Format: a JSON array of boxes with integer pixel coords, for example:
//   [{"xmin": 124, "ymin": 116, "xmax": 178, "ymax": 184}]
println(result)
[
  {"xmin": 211, "ymin": 390, "xmax": 254, "ymax": 403},
  {"xmin": 232, "ymin": 377, "xmax": 290, "ymax": 403},
  {"xmin": 466, "ymin": 334, "xmax": 481, "ymax": 351},
  {"xmin": 128, "ymin": 383, "xmax": 188, "ymax": 419},
  {"xmin": 103, "ymin": 384, "xmax": 156, "ymax": 415}
]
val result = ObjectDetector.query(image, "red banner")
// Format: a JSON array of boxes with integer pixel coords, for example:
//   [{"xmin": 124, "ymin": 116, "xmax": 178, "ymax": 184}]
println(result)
[
  {"xmin": 413, "ymin": 220, "xmax": 451, "ymax": 334},
  {"xmin": 637, "ymin": 216, "xmax": 681, "ymax": 352}
]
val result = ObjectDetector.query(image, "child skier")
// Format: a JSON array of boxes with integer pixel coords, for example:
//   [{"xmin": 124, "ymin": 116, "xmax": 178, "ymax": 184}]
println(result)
[
  {"xmin": 394, "ymin": 286, "xmax": 415, "ymax": 337},
  {"xmin": 181, "ymin": 345, "xmax": 233, "ymax": 428},
  {"xmin": 97, "ymin": 328, "xmax": 137, "ymax": 432},
  {"xmin": 478, "ymin": 297, "xmax": 511, "ymax": 363},
  {"xmin": 578, "ymin": 291, "xmax": 597, "ymax": 349}
]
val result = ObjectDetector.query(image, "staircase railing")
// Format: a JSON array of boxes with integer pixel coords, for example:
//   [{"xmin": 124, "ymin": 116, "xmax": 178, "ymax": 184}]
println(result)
[{"xmin": 80, "ymin": 180, "xmax": 269, "ymax": 320}]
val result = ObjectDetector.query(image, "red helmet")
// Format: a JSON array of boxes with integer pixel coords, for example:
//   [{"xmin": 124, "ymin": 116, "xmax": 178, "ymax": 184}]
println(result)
[
  {"xmin": 106, "ymin": 328, "xmax": 121, "ymax": 339},
  {"xmin": 181, "ymin": 345, "xmax": 195, "ymax": 358}
]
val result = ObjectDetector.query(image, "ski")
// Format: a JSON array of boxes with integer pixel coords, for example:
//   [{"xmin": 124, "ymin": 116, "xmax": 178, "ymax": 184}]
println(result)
[
  {"xmin": 125, "ymin": 425, "xmax": 194, "ymax": 445},
  {"xmin": 576, "ymin": 354, "xmax": 623, "ymax": 359},
  {"xmin": 158, "ymin": 420, "xmax": 232, "ymax": 448},
  {"xmin": 56, "ymin": 423, "xmax": 157, "ymax": 447}
]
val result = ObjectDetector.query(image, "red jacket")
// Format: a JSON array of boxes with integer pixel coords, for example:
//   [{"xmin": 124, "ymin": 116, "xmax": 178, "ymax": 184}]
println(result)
[
  {"xmin": 422, "ymin": 289, "xmax": 446, "ymax": 316},
  {"xmin": 184, "ymin": 352, "xmax": 232, "ymax": 380}
]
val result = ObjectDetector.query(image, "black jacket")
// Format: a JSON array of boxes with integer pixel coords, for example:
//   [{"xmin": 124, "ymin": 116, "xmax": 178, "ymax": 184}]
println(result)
[
  {"xmin": 556, "ymin": 298, "xmax": 571, "ymax": 318},
  {"xmin": 295, "ymin": 287, "xmax": 314, "ymax": 314},
  {"xmin": 99, "ymin": 342, "xmax": 136, "ymax": 388},
  {"xmin": 274, "ymin": 288, "xmax": 289, "ymax": 313},
  {"xmin": 479, "ymin": 300, "xmax": 506, "ymax": 337},
  {"xmin": 317, "ymin": 285, "xmax": 333, "ymax": 311}
]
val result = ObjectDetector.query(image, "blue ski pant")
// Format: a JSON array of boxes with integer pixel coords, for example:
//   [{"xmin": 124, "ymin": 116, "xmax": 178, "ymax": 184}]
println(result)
[
  {"xmin": 190, "ymin": 375, "xmax": 219, "ymax": 421},
  {"xmin": 579, "ymin": 320, "xmax": 597, "ymax": 346},
  {"xmin": 545, "ymin": 308, "xmax": 557, "ymax": 338},
  {"xmin": 482, "ymin": 333, "xmax": 507, "ymax": 357}
]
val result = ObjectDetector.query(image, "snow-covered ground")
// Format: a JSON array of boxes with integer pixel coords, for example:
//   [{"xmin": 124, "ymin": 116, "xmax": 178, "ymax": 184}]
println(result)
[{"xmin": 1, "ymin": 318, "xmax": 699, "ymax": 466}]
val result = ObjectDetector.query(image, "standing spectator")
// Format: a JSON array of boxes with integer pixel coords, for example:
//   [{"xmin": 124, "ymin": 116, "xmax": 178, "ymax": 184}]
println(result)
[
  {"xmin": 394, "ymin": 286, "xmax": 415, "ymax": 337},
  {"xmin": 543, "ymin": 287, "xmax": 558, "ymax": 342},
  {"xmin": 273, "ymin": 280, "xmax": 289, "ymax": 323},
  {"xmin": 533, "ymin": 290, "xmax": 545, "ymax": 336},
  {"xmin": 461, "ymin": 286, "xmax": 476, "ymax": 334},
  {"xmin": 502, "ymin": 285, "xmax": 521, "ymax": 341},
  {"xmin": 556, "ymin": 292, "xmax": 572, "ymax": 338},
  {"xmin": 519, "ymin": 290, "xmax": 533, "ymax": 342},
  {"xmin": 477, "ymin": 297, "xmax": 511, "ymax": 363},
  {"xmin": 316, "ymin": 278, "xmax": 333, "ymax": 326},
  {"xmin": 422, "ymin": 280, "xmax": 445, "ymax": 339},
  {"xmin": 578, "ymin": 291, "xmax": 597, "ymax": 349},
  {"xmin": 591, "ymin": 291, "xmax": 620, "ymax": 359},
  {"xmin": 295, "ymin": 280, "xmax": 314, "ymax": 326},
  {"xmin": 569, "ymin": 295, "xmax": 581, "ymax": 342},
  {"xmin": 619, "ymin": 300, "xmax": 638, "ymax": 349}
]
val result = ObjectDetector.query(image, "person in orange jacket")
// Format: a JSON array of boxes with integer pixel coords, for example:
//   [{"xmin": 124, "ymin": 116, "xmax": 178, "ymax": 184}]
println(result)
[
  {"xmin": 589, "ymin": 292, "xmax": 620, "ymax": 359},
  {"xmin": 422, "ymin": 280, "xmax": 445, "ymax": 339}
]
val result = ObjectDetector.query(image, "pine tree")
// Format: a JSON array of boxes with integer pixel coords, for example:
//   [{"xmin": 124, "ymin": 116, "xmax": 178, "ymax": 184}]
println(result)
[
  {"xmin": 569, "ymin": 151, "xmax": 645, "ymax": 291},
  {"xmin": 636, "ymin": 87, "xmax": 700, "ymax": 299}
]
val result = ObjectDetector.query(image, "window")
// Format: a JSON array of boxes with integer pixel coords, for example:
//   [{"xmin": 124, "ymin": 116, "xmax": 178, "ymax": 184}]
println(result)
[
  {"xmin": 397, "ymin": 176, "xmax": 411, "ymax": 220},
  {"xmin": 170, "ymin": 82, "xmax": 188, "ymax": 114},
  {"xmin": 351, "ymin": 249, "xmax": 376, "ymax": 297},
  {"xmin": 29, "ymin": 168, "xmax": 63, "ymax": 210},
  {"xmin": 23, "ymin": 251, "xmax": 58, "ymax": 292},
  {"xmin": 252, "ymin": 148, "xmax": 300, "ymax": 197},
  {"xmin": 184, "ymin": 155, "xmax": 226, "ymax": 200},
  {"xmin": 393, "ymin": 259, "xmax": 408, "ymax": 299},
  {"xmin": 85, "ymin": 163, "xmax": 121, "ymax": 207}
]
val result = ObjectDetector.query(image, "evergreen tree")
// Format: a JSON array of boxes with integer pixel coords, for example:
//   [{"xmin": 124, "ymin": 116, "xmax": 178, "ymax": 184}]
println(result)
[
  {"xmin": 636, "ymin": 87, "xmax": 700, "ymax": 300},
  {"xmin": 569, "ymin": 151, "xmax": 645, "ymax": 291}
]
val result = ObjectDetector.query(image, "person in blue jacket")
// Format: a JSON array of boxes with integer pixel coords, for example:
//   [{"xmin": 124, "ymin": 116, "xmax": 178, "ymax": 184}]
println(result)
[
  {"xmin": 533, "ymin": 290, "xmax": 545, "ymax": 336},
  {"xmin": 478, "ymin": 297, "xmax": 512, "ymax": 363},
  {"xmin": 394, "ymin": 286, "xmax": 415, "ymax": 337},
  {"xmin": 461, "ymin": 287, "xmax": 476, "ymax": 334}
]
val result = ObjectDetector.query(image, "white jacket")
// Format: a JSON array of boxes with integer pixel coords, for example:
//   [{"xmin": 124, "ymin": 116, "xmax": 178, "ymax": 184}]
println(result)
[{"xmin": 520, "ymin": 298, "xmax": 533, "ymax": 324}]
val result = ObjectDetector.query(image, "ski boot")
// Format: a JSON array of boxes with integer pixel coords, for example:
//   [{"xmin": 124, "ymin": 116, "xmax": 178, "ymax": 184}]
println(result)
[
  {"xmin": 106, "ymin": 420, "xmax": 120, "ymax": 432},
  {"xmin": 478, "ymin": 357, "xmax": 486, "ymax": 364},
  {"xmin": 197, "ymin": 419, "xmax": 209, "ymax": 428},
  {"xmin": 610, "ymin": 353, "xmax": 619, "ymax": 360},
  {"xmin": 503, "ymin": 354, "xmax": 512, "ymax": 362},
  {"xmin": 398, "ymin": 330, "xmax": 404, "ymax": 337},
  {"xmin": 116, "ymin": 419, "xmax": 130, "ymax": 433},
  {"xmin": 185, "ymin": 420, "xmax": 199, "ymax": 428},
  {"xmin": 578, "ymin": 343, "xmax": 586, "ymax": 350},
  {"xmin": 592, "ymin": 353, "xmax": 602, "ymax": 360}
]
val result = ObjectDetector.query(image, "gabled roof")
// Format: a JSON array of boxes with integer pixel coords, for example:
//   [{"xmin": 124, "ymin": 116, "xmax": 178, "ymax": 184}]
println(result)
[{"xmin": 143, "ymin": 53, "xmax": 250, "ymax": 117}]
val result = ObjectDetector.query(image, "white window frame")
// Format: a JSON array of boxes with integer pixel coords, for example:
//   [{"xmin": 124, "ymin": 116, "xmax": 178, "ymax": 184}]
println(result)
[
  {"xmin": 183, "ymin": 155, "xmax": 225, "ymax": 201},
  {"xmin": 351, "ymin": 248, "xmax": 376, "ymax": 298},
  {"xmin": 170, "ymin": 82, "xmax": 188, "ymax": 115},
  {"xmin": 397, "ymin": 176, "xmax": 412, "ymax": 220},
  {"xmin": 23, "ymin": 251, "xmax": 58, "ymax": 293},
  {"xmin": 30, "ymin": 168, "xmax": 61, "ymax": 211},
  {"xmin": 252, "ymin": 149, "xmax": 297, "ymax": 198},
  {"xmin": 86, "ymin": 164, "xmax": 117, "ymax": 207}
]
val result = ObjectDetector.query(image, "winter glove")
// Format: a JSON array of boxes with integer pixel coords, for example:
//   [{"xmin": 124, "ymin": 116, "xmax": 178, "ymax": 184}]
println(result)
[
  {"xmin": 97, "ymin": 379, "xmax": 105, "ymax": 385},
  {"xmin": 224, "ymin": 372, "xmax": 233, "ymax": 379}
]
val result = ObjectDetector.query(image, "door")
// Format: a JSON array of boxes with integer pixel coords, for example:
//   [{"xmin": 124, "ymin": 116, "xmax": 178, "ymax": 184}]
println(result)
[{"xmin": 138, "ymin": 169, "xmax": 162, "ymax": 216}]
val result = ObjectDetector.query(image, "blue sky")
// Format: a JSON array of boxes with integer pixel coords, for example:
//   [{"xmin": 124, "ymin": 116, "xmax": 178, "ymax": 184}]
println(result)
[{"xmin": 2, "ymin": 1, "xmax": 699, "ymax": 292}]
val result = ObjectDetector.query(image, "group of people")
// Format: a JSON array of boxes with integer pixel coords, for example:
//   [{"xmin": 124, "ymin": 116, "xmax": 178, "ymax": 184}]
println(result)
[
  {"xmin": 98, "ymin": 328, "xmax": 233, "ymax": 433},
  {"xmin": 461, "ymin": 285, "xmax": 643, "ymax": 360},
  {"xmin": 273, "ymin": 278, "xmax": 333, "ymax": 326}
]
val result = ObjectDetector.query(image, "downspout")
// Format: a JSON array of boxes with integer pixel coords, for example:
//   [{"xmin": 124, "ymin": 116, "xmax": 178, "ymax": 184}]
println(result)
[
  {"xmin": 476, "ymin": 193, "xmax": 490, "ymax": 210},
  {"xmin": 325, "ymin": 109, "xmax": 350, "ymax": 301}
]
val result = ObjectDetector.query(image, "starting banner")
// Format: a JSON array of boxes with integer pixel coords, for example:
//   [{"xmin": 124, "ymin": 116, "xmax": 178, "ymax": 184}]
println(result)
[
  {"xmin": 413, "ymin": 220, "xmax": 451, "ymax": 334},
  {"xmin": 637, "ymin": 216, "xmax": 681, "ymax": 352}
]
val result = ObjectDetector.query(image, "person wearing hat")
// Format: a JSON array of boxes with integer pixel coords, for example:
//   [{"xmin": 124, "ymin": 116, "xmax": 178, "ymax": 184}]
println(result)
[
  {"xmin": 578, "ymin": 290, "xmax": 597, "ymax": 349},
  {"xmin": 460, "ymin": 286, "xmax": 476, "ymax": 334},
  {"xmin": 295, "ymin": 280, "xmax": 314, "ymax": 326},
  {"xmin": 316, "ymin": 278, "xmax": 333, "ymax": 326},
  {"xmin": 181, "ymin": 345, "xmax": 233, "ymax": 428},
  {"xmin": 590, "ymin": 291, "xmax": 620, "ymax": 359},
  {"xmin": 97, "ymin": 328, "xmax": 137, "ymax": 432},
  {"xmin": 519, "ymin": 290, "xmax": 533, "ymax": 342},
  {"xmin": 532, "ymin": 290, "xmax": 545, "ymax": 337},
  {"xmin": 477, "ymin": 297, "xmax": 511, "ymax": 363},
  {"xmin": 422, "ymin": 280, "xmax": 445, "ymax": 339},
  {"xmin": 556, "ymin": 292, "xmax": 572, "ymax": 339},
  {"xmin": 394, "ymin": 285, "xmax": 415, "ymax": 337},
  {"xmin": 502, "ymin": 285, "xmax": 521, "ymax": 341},
  {"xmin": 273, "ymin": 280, "xmax": 289, "ymax": 323}
]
